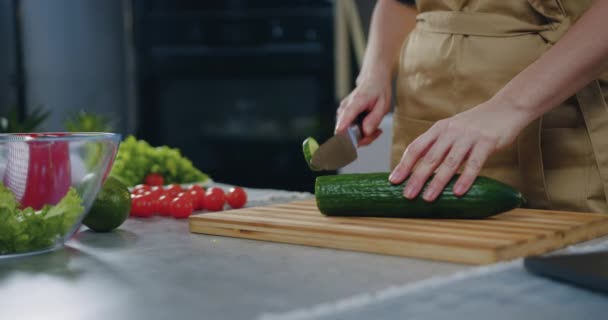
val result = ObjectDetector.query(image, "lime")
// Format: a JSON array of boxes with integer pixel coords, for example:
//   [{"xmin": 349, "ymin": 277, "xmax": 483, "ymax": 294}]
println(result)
[
  {"xmin": 83, "ymin": 176, "xmax": 132, "ymax": 232},
  {"xmin": 302, "ymin": 137, "xmax": 321, "ymax": 171}
]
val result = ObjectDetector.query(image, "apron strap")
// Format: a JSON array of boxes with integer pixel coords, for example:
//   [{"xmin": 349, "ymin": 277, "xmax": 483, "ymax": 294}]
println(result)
[
  {"xmin": 416, "ymin": 11, "xmax": 552, "ymax": 37},
  {"xmin": 517, "ymin": 117, "xmax": 551, "ymax": 209},
  {"xmin": 576, "ymin": 80, "xmax": 608, "ymax": 203}
]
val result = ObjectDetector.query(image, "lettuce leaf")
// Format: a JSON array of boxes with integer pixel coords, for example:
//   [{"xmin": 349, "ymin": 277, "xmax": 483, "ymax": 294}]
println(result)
[
  {"xmin": 0, "ymin": 183, "xmax": 18, "ymax": 212},
  {"xmin": 0, "ymin": 185, "xmax": 84, "ymax": 255}
]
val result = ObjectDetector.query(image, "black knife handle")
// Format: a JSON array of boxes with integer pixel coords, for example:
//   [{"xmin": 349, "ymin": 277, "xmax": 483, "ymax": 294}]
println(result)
[{"xmin": 355, "ymin": 111, "xmax": 369, "ymax": 136}]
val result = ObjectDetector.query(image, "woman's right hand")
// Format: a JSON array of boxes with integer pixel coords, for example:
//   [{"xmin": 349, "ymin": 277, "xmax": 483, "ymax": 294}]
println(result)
[{"xmin": 335, "ymin": 72, "xmax": 392, "ymax": 146}]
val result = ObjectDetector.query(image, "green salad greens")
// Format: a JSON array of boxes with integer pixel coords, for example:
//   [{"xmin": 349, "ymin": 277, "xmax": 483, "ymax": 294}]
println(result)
[
  {"xmin": 110, "ymin": 135, "xmax": 209, "ymax": 187},
  {"xmin": 0, "ymin": 184, "xmax": 84, "ymax": 254}
]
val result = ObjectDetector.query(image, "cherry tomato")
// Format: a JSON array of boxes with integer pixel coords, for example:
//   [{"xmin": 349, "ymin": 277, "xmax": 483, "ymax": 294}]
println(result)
[
  {"xmin": 130, "ymin": 194, "xmax": 144, "ymax": 217},
  {"xmin": 157, "ymin": 195, "xmax": 173, "ymax": 216},
  {"xmin": 139, "ymin": 191, "xmax": 156, "ymax": 215},
  {"xmin": 149, "ymin": 186, "xmax": 164, "ymax": 198},
  {"xmin": 226, "ymin": 187, "xmax": 247, "ymax": 209},
  {"xmin": 196, "ymin": 191, "xmax": 206, "ymax": 210},
  {"xmin": 176, "ymin": 191, "xmax": 191, "ymax": 198},
  {"xmin": 132, "ymin": 188, "xmax": 149, "ymax": 196},
  {"xmin": 188, "ymin": 184, "xmax": 205, "ymax": 193},
  {"xmin": 144, "ymin": 173, "xmax": 164, "ymax": 186},
  {"xmin": 165, "ymin": 184, "xmax": 183, "ymax": 197},
  {"xmin": 177, "ymin": 191, "xmax": 195, "ymax": 204},
  {"xmin": 188, "ymin": 189, "xmax": 206, "ymax": 210},
  {"xmin": 133, "ymin": 184, "xmax": 151, "ymax": 192},
  {"xmin": 139, "ymin": 193, "xmax": 155, "ymax": 217},
  {"xmin": 170, "ymin": 197, "xmax": 193, "ymax": 219},
  {"xmin": 130, "ymin": 194, "xmax": 153, "ymax": 217},
  {"xmin": 204, "ymin": 187, "xmax": 225, "ymax": 211}
]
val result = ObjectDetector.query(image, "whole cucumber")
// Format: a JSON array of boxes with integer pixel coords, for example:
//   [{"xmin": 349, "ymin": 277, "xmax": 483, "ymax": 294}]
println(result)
[{"xmin": 315, "ymin": 173, "xmax": 525, "ymax": 219}]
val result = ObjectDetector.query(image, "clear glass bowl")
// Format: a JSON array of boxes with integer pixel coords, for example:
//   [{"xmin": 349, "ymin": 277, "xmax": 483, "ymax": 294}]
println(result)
[{"xmin": 0, "ymin": 132, "xmax": 121, "ymax": 257}]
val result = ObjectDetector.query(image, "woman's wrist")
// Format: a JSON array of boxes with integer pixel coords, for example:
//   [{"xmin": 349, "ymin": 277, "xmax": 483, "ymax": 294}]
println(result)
[
  {"xmin": 487, "ymin": 90, "xmax": 539, "ymax": 131},
  {"xmin": 356, "ymin": 63, "xmax": 393, "ymax": 86}
]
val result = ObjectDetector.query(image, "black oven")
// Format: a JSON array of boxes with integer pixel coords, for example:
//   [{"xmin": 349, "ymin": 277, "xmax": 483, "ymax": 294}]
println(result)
[{"xmin": 132, "ymin": 0, "xmax": 335, "ymax": 192}]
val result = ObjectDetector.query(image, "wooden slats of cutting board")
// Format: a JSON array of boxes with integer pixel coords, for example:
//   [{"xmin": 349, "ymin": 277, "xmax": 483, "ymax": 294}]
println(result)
[{"xmin": 188, "ymin": 199, "xmax": 608, "ymax": 265}]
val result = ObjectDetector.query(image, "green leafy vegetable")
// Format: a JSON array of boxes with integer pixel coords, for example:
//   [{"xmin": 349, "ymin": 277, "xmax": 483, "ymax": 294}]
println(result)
[
  {"xmin": 110, "ymin": 135, "xmax": 209, "ymax": 187},
  {"xmin": 0, "ymin": 184, "xmax": 84, "ymax": 255},
  {"xmin": 0, "ymin": 184, "xmax": 19, "ymax": 210}
]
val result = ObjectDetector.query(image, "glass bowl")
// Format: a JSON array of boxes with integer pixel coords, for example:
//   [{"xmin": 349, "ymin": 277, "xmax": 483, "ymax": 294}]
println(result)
[{"xmin": 0, "ymin": 132, "xmax": 121, "ymax": 257}]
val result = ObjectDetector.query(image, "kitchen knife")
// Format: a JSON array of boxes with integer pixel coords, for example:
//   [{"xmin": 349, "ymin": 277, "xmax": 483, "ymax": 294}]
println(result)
[{"xmin": 310, "ymin": 113, "xmax": 365, "ymax": 171}]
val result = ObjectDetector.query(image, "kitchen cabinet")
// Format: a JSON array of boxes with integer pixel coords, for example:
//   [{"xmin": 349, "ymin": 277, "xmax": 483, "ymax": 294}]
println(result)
[{"xmin": 131, "ymin": 0, "xmax": 336, "ymax": 192}]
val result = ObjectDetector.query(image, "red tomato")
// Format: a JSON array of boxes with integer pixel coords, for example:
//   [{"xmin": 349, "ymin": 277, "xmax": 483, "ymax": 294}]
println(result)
[
  {"xmin": 196, "ymin": 191, "xmax": 206, "ymax": 210},
  {"xmin": 170, "ymin": 197, "xmax": 193, "ymax": 219},
  {"xmin": 149, "ymin": 186, "xmax": 164, "ymax": 198},
  {"xmin": 144, "ymin": 173, "xmax": 164, "ymax": 186},
  {"xmin": 188, "ymin": 189, "xmax": 206, "ymax": 210},
  {"xmin": 157, "ymin": 195, "xmax": 173, "ymax": 216},
  {"xmin": 130, "ymin": 194, "xmax": 153, "ymax": 217},
  {"xmin": 177, "ymin": 192, "xmax": 195, "ymax": 205},
  {"xmin": 188, "ymin": 184, "xmax": 205, "ymax": 193},
  {"xmin": 226, "ymin": 187, "xmax": 247, "ymax": 209},
  {"xmin": 165, "ymin": 184, "xmax": 183, "ymax": 197},
  {"xmin": 132, "ymin": 188, "xmax": 149, "ymax": 196},
  {"xmin": 130, "ymin": 194, "xmax": 144, "ymax": 217},
  {"xmin": 176, "ymin": 191, "xmax": 190, "ymax": 198},
  {"xmin": 133, "ymin": 184, "xmax": 151, "ymax": 192},
  {"xmin": 176, "ymin": 192, "xmax": 197, "ymax": 213},
  {"xmin": 151, "ymin": 198, "xmax": 160, "ymax": 215},
  {"xmin": 204, "ymin": 187, "xmax": 225, "ymax": 211},
  {"xmin": 139, "ymin": 194, "xmax": 155, "ymax": 217}
]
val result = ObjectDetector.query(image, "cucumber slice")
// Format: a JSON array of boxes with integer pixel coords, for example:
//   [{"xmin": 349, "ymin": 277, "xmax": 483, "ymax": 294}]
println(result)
[{"xmin": 302, "ymin": 137, "xmax": 321, "ymax": 171}]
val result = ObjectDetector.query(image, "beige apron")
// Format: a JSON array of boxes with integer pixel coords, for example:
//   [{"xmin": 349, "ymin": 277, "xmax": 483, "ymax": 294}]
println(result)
[{"xmin": 392, "ymin": 0, "xmax": 608, "ymax": 213}]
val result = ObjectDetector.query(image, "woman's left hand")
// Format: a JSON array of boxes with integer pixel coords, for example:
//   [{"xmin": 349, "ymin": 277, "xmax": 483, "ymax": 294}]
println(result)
[{"xmin": 388, "ymin": 98, "xmax": 535, "ymax": 201}]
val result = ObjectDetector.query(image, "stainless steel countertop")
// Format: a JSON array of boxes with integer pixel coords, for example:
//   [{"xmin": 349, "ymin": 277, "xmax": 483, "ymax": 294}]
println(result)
[{"xmin": 0, "ymin": 200, "xmax": 468, "ymax": 320}]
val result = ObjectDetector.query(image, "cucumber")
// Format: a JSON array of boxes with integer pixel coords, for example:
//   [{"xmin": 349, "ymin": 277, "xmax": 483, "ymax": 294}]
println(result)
[
  {"xmin": 302, "ymin": 137, "xmax": 321, "ymax": 171},
  {"xmin": 315, "ymin": 173, "xmax": 525, "ymax": 219}
]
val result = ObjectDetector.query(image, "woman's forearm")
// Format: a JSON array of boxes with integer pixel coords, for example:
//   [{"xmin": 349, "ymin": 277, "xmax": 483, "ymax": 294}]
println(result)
[
  {"xmin": 496, "ymin": 0, "xmax": 608, "ymax": 120},
  {"xmin": 358, "ymin": 0, "xmax": 416, "ymax": 83}
]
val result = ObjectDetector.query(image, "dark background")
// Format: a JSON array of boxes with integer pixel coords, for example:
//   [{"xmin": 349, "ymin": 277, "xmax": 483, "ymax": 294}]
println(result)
[{"xmin": 0, "ymin": 0, "xmax": 377, "ymax": 192}]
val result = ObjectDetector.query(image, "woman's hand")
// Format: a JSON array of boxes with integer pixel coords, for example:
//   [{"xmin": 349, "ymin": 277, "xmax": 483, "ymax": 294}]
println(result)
[
  {"xmin": 388, "ymin": 98, "xmax": 535, "ymax": 201},
  {"xmin": 335, "ymin": 73, "xmax": 392, "ymax": 146}
]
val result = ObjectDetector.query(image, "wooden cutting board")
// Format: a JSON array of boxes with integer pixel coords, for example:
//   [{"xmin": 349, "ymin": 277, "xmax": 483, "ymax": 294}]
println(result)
[{"xmin": 189, "ymin": 199, "xmax": 608, "ymax": 265}]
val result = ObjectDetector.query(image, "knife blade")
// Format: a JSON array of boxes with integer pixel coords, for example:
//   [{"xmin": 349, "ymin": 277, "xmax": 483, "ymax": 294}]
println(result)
[{"xmin": 310, "ymin": 122, "xmax": 362, "ymax": 171}]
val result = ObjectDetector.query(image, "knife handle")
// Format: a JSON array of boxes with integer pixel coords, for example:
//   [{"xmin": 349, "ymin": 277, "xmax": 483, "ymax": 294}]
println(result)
[
  {"xmin": 354, "ymin": 111, "xmax": 369, "ymax": 137},
  {"xmin": 346, "ymin": 111, "xmax": 368, "ymax": 145},
  {"xmin": 355, "ymin": 111, "xmax": 368, "ymax": 131}
]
